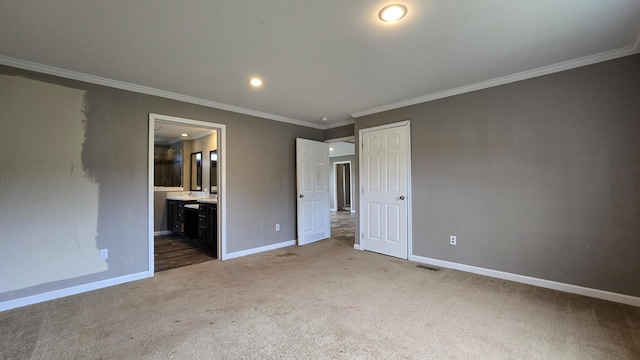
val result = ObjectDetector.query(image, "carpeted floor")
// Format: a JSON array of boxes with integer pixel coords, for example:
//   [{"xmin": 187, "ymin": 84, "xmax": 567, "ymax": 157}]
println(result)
[{"xmin": 1, "ymin": 235, "xmax": 639, "ymax": 359}]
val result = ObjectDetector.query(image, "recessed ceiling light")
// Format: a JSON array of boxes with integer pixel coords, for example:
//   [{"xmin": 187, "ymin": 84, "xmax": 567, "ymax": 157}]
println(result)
[
  {"xmin": 379, "ymin": 4, "xmax": 407, "ymax": 22},
  {"xmin": 181, "ymin": 133, "xmax": 188, "ymax": 137},
  {"xmin": 250, "ymin": 78, "xmax": 263, "ymax": 87},
  {"xmin": 322, "ymin": 117, "xmax": 328, "ymax": 122}
]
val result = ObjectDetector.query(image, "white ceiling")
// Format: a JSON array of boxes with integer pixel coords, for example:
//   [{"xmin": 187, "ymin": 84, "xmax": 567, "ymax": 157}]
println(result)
[
  {"xmin": 1, "ymin": 1, "xmax": 639, "ymax": 128},
  {"xmin": 154, "ymin": 122, "xmax": 215, "ymax": 145}
]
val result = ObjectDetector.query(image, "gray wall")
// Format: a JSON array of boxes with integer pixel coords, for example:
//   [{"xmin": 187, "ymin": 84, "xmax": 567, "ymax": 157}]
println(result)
[
  {"xmin": 324, "ymin": 124, "xmax": 354, "ymax": 140},
  {"xmin": 0, "ymin": 65, "xmax": 322, "ymax": 303},
  {"xmin": 153, "ymin": 191, "xmax": 170, "ymax": 232},
  {"xmin": 355, "ymin": 54, "xmax": 640, "ymax": 297}
]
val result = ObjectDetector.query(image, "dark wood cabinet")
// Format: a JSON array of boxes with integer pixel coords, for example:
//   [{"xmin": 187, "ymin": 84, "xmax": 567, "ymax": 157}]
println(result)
[
  {"xmin": 167, "ymin": 199, "xmax": 217, "ymax": 257},
  {"xmin": 167, "ymin": 199, "xmax": 197, "ymax": 237},
  {"xmin": 198, "ymin": 203, "xmax": 217, "ymax": 255}
]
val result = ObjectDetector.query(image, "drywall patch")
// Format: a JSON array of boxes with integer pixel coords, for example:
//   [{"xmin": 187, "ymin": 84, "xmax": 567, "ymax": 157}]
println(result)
[
  {"xmin": 79, "ymin": 88, "xmax": 150, "ymax": 277},
  {"xmin": 0, "ymin": 75, "xmax": 107, "ymax": 293}
]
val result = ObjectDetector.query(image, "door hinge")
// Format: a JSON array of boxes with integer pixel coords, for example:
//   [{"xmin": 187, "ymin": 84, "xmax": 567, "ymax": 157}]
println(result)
[{"xmin": 361, "ymin": 233, "xmax": 364, "ymax": 240}]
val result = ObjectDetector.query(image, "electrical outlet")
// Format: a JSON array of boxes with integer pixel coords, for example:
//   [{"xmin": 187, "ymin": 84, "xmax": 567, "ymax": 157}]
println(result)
[
  {"xmin": 275, "ymin": 224, "xmax": 280, "ymax": 232},
  {"xmin": 100, "ymin": 249, "xmax": 109, "ymax": 260},
  {"xmin": 450, "ymin": 236, "xmax": 457, "ymax": 246}
]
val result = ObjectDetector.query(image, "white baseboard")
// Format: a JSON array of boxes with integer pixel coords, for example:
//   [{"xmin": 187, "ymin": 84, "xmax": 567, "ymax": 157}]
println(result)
[
  {"xmin": 223, "ymin": 240, "xmax": 297, "ymax": 260},
  {"xmin": 154, "ymin": 230, "xmax": 171, "ymax": 236},
  {"xmin": 354, "ymin": 244, "xmax": 361, "ymax": 250},
  {"xmin": 330, "ymin": 208, "xmax": 337, "ymax": 212},
  {"xmin": 0, "ymin": 271, "xmax": 151, "ymax": 312},
  {"xmin": 410, "ymin": 255, "xmax": 640, "ymax": 307}
]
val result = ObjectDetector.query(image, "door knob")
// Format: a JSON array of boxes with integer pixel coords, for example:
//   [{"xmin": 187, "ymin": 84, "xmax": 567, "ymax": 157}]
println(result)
[
  {"xmin": 399, "ymin": 196, "xmax": 405, "ymax": 200},
  {"xmin": 299, "ymin": 194, "xmax": 304, "ymax": 198}
]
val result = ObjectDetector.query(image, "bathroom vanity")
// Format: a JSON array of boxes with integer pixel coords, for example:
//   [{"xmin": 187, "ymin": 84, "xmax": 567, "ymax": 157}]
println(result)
[
  {"xmin": 167, "ymin": 198, "xmax": 197, "ymax": 236},
  {"xmin": 198, "ymin": 201, "xmax": 217, "ymax": 248},
  {"xmin": 166, "ymin": 193, "xmax": 218, "ymax": 256}
]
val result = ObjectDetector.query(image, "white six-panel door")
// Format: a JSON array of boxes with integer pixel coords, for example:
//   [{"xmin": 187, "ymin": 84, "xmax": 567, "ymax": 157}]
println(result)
[
  {"xmin": 296, "ymin": 138, "xmax": 330, "ymax": 245},
  {"xmin": 360, "ymin": 123, "xmax": 409, "ymax": 258}
]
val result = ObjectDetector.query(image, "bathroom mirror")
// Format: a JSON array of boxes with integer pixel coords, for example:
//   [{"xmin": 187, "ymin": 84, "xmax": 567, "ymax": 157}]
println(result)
[
  {"xmin": 190, "ymin": 152, "xmax": 202, "ymax": 191},
  {"xmin": 153, "ymin": 145, "xmax": 182, "ymax": 187},
  {"xmin": 210, "ymin": 150, "xmax": 218, "ymax": 193}
]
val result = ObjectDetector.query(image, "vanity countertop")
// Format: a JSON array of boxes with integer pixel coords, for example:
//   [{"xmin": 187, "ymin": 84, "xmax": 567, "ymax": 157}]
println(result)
[
  {"xmin": 197, "ymin": 198, "xmax": 218, "ymax": 204},
  {"xmin": 166, "ymin": 196, "xmax": 198, "ymax": 201}
]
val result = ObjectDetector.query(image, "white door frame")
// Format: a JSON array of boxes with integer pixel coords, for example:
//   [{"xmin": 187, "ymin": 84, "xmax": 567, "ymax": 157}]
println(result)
[
  {"xmin": 148, "ymin": 113, "xmax": 227, "ymax": 275},
  {"xmin": 332, "ymin": 160, "xmax": 354, "ymax": 213},
  {"xmin": 358, "ymin": 120, "xmax": 412, "ymax": 258}
]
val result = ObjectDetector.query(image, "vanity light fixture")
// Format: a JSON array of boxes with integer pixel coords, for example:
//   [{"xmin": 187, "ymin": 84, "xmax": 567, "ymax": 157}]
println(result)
[
  {"xmin": 250, "ymin": 78, "xmax": 263, "ymax": 87},
  {"xmin": 379, "ymin": 4, "xmax": 408, "ymax": 22},
  {"xmin": 330, "ymin": 147, "xmax": 334, "ymax": 151}
]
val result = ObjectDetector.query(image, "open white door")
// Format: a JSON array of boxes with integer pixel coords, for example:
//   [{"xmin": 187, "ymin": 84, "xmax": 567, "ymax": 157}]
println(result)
[
  {"xmin": 360, "ymin": 122, "xmax": 410, "ymax": 259},
  {"xmin": 296, "ymin": 138, "xmax": 330, "ymax": 245}
]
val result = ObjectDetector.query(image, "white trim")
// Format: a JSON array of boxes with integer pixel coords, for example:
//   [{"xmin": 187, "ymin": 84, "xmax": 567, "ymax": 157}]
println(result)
[
  {"xmin": 149, "ymin": 113, "xmax": 227, "ymax": 267},
  {"xmin": 411, "ymin": 255, "xmax": 640, "ymax": 307},
  {"xmin": 0, "ymin": 272, "xmax": 150, "ymax": 312},
  {"xmin": 325, "ymin": 136, "xmax": 355, "ymax": 143},
  {"xmin": 323, "ymin": 119, "xmax": 355, "ymax": 129},
  {"xmin": 154, "ymin": 230, "xmax": 171, "ymax": 236},
  {"xmin": 350, "ymin": 46, "xmax": 639, "ymax": 118},
  {"xmin": 358, "ymin": 120, "xmax": 410, "ymax": 134},
  {"xmin": 218, "ymin": 125, "xmax": 227, "ymax": 261},
  {"xmin": 354, "ymin": 244, "xmax": 361, "ymax": 250},
  {"xmin": 148, "ymin": 117, "xmax": 155, "ymax": 274},
  {"xmin": 224, "ymin": 240, "xmax": 297, "ymax": 260},
  {"xmin": 358, "ymin": 121, "xmax": 412, "ymax": 259},
  {"xmin": 330, "ymin": 208, "xmax": 337, "ymax": 212},
  {"xmin": 0, "ymin": 55, "xmax": 323, "ymax": 130},
  {"xmin": 405, "ymin": 122, "xmax": 413, "ymax": 259}
]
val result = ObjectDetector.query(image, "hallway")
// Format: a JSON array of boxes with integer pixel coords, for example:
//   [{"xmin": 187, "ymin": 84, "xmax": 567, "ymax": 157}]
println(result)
[{"xmin": 330, "ymin": 210, "xmax": 356, "ymax": 244}]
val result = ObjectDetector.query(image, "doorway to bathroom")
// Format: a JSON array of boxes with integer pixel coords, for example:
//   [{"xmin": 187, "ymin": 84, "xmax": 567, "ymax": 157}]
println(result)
[{"xmin": 148, "ymin": 113, "xmax": 226, "ymax": 273}]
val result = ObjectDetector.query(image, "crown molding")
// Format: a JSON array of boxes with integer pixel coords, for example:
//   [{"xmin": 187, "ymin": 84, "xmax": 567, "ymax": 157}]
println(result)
[
  {"xmin": 351, "ymin": 45, "xmax": 640, "ymax": 119},
  {"xmin": 0, "ymin": 55, "xmax": 324, "ymax": 130},
  {"xmin": 322, "ymin": 118, "xmax": 354, "ymax": 130}
]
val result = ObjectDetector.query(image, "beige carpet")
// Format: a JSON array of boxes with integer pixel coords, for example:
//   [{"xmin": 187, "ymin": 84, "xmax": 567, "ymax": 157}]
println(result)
[{"xmin": 2, "ymin": 238, "xmax": 639, "ymax": 359}]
